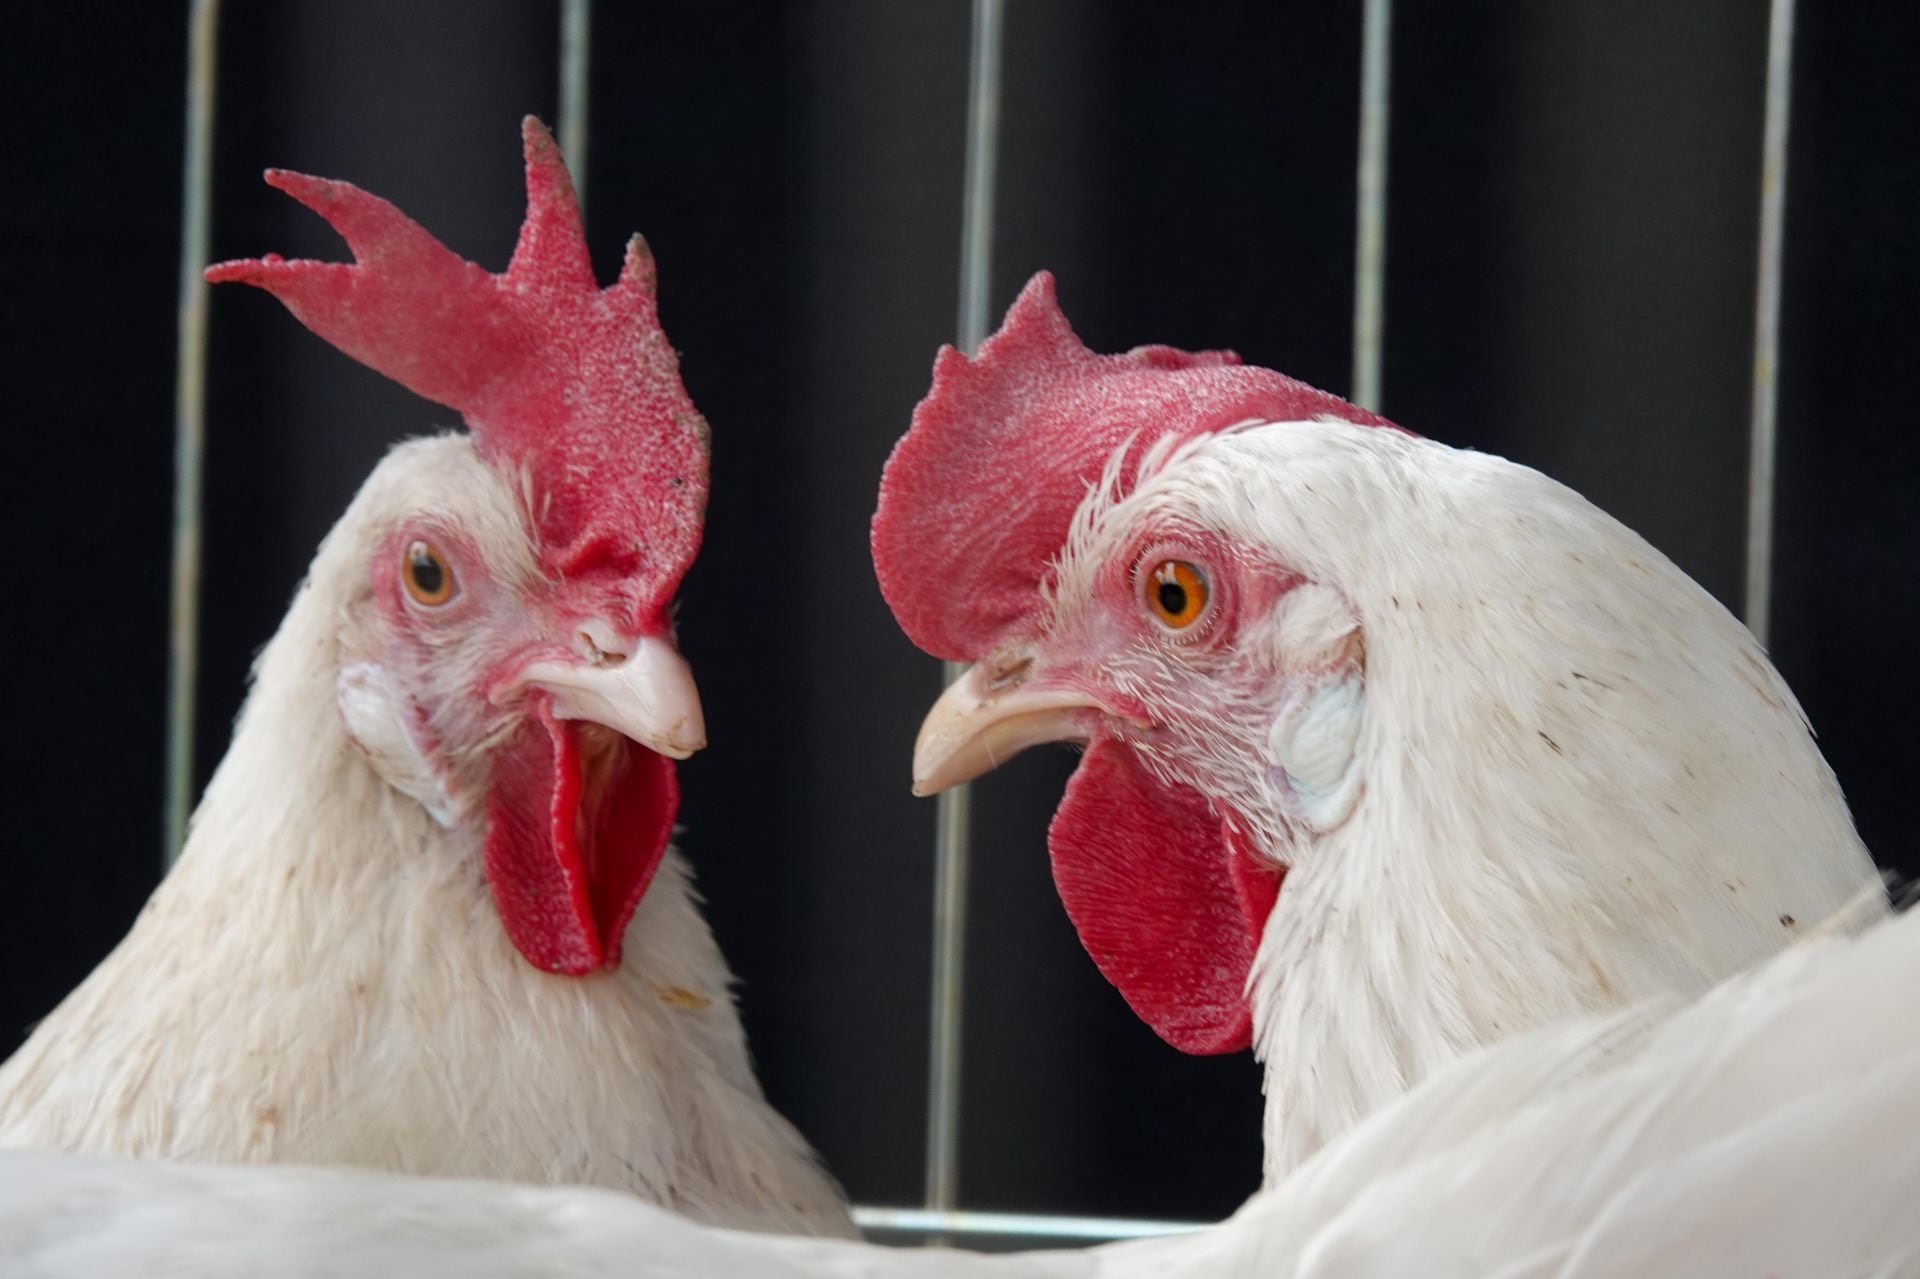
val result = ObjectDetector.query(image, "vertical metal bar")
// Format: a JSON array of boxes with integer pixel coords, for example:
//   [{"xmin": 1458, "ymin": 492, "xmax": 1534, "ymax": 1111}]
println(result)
[
  {"xmin": 165, "ymin": 0, "xmax": 222, "ymax": 866},
  {"xmin": 559, "ymin": 0, "xmax": 592, "ymax": 205},
  {"xmin": 1745, "ymin": 0, "xmax": 1796, "ymax": 647},
  {"xmin": 1351, "ymin": 0, "xmax": 1392, "ymax": 412},
  {"xmin": 955, "ymin": 1, "xmax": 1002, "ymax": 355},
  {"xmin": 926, "ymin": 0, "xmax": 1005, "ymax": 1219}
]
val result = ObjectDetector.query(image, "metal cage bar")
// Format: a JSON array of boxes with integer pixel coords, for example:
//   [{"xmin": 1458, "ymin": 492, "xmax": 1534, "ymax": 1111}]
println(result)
[
  {"xmin": 559, "ymin": 0, "xmax": 591, "ymax": 205},
  {"xmin": 923, "ymin": 0, "xmax": 1006, "ymax": 1220},
  {"xmin": 1745, "ymin": 0, "xmax": 1796, "ymax": 646},
  {"xmin": 164, "ymin": 0, "xmax": 222, "ymax": 866},
  {"xmin": 1351, "ymin": 0, "xmax": 1392, "ymax": 412}
]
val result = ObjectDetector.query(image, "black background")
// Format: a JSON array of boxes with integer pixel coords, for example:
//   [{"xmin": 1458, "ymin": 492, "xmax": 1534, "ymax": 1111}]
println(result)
[{"xmin": 2, "ymin": 2, "xmax": 1913, "ymax": 1224}]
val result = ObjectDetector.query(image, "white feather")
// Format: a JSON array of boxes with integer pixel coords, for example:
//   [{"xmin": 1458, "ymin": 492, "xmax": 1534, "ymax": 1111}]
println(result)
[
  {"xmin": 1262, "ymin": 582, "xmax": 1367, "ymax": 830},
  {"xmin": 2, "ymin": 902, "xmax": 1913, "ymax": 1276},
  {"xmin": 335, "ymin": 661, "xmax": 465, "ymax": 828},
  {"xmin": 1224, "ymin": 894, "xmax": 1920, "ymax": 1278}
]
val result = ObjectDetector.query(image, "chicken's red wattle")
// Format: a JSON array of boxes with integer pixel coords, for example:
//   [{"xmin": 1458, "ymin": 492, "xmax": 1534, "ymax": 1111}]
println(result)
[
  {"xmin": 1049, "ymin": 739, "xmax": 1282, "ymax": 1054},
  {"xmin": 482, "ymin": 699, "xmax": 676, "ymax": 973}
]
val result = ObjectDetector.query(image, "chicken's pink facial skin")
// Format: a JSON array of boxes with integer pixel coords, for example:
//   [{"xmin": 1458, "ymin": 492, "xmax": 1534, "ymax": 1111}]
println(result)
[{"xmin": 972, "ymin": 528, "xmax": 1281, "ymax": 755}]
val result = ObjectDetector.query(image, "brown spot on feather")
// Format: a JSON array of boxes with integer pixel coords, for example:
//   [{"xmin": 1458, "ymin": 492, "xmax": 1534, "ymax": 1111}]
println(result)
[
  {"xmin": 1738, "ymin": 650, "xmax": 1787, "ymax": 710},
  {"xmin": 658, "ymin": 985, "xmax": 712, "ymax": 1010}
]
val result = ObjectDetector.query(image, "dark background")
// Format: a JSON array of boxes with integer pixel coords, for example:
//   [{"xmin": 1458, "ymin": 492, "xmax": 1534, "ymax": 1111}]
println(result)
[{"xmin": 2, "ymin": 1, "xmax": 1913, "ymax": 1225}]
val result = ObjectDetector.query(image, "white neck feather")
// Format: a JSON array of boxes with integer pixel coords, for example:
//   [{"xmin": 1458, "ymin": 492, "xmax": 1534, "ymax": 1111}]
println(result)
[{"xmin": 1196, "ymin": 423, "xmax": 1883, "ymax": 1180}]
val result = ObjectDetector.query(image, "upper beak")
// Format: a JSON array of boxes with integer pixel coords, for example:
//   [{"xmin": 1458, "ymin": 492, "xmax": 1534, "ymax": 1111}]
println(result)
[
  {"xmin": 912, "ymin": 660, "xmax": 1104, "ymax": 796},
  {"xmin": 516, "ymin": 634, "xmax": 707, "ymax": 760}
]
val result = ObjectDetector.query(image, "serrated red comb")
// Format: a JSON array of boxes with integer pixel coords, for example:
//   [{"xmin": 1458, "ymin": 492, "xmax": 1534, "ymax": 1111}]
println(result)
[
  {"xmin": 871, "ymin": 271, "xmax": 1391, "ymax": 660},
  {"xmin": 208, "ymin": 116, "xmax": 709, "ymax": 634}
]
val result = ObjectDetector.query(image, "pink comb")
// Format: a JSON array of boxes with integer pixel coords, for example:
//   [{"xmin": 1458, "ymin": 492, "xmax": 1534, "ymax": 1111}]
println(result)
[
  {"xmin": 872, "ymin": 271, "xmax": 1391, "ymax": 660},
  {"xmin": 208, "ymin": 116, "xmax": 709, "ymax": 635}
]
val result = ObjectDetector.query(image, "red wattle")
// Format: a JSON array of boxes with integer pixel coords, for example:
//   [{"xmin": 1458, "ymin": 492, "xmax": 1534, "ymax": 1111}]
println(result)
[
  {"xmin": 482, "ymin": 700, "xmax": 677, "ymax": 974},
  {"xmin": 1049, "ymin": 739, "xmax": 1282, "ymax": 1054}
]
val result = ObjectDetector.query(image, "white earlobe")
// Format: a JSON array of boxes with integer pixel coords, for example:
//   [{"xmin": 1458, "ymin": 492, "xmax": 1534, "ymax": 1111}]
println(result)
[
  {"xmin": 336, "ymin": 662, "xmax": 464, "ymax": 829},
  {"xmin": 1267, "ymin": 665, "xmax": 1366, "ymax": 832},
  {"xmin": 1261, "ymin": 584, "xmax": 1367, "ymax": 832}
]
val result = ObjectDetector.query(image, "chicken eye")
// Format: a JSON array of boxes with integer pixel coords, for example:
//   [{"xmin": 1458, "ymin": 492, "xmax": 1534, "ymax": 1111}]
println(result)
[
  {"xmin": 1144, "ymin": 559, "xmax": 1209, "ymax": 630},
  {"xmin": 402, "ymin": 539, "xmax": 455, "ymax": 606}
]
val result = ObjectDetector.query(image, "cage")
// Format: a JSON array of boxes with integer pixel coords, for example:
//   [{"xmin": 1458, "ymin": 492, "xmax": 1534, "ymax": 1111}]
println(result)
[{"xmin": 2, "ymin": 0, "xmax": 1914, "ymax": 1251}]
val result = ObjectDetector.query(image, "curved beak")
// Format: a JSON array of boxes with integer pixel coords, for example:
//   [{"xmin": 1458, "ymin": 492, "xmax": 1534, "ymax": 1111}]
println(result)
[
  {"xmin": 912, "ymin": 660, "xmax": 1103, "ymax": 796},
  {"xmin": 517, "ymin": 635, "xmax": 707, "ymax": 760}
]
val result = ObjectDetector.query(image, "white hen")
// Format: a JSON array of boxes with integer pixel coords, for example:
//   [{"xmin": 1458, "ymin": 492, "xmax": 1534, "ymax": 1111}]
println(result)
[
  {"xmin": 0, "ymin": 119, "xmax": 849, "ymax": 1236},
  {"xmin": 873, "ymin": 272, "xmax": 1883, "ymax": 1176}
]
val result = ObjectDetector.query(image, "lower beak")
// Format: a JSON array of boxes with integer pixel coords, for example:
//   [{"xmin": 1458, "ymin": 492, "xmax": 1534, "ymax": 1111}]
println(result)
[
  {"xmin": 516, "ymin": 637, "xmax": 707, "ymax": 760},
  {"xmin": 912, "ymin": 662, "xmax": 1103, "ymax": 796}
]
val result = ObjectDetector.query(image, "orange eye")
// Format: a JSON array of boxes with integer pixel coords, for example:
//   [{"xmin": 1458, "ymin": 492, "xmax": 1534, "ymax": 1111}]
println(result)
[
  {"xmin": 402, "ymin": 539, "xmax": 455, "ymax": 606},
  {"xmin": 1143, "ymin": 559, "xmax": 1209, "ymax": 629}
]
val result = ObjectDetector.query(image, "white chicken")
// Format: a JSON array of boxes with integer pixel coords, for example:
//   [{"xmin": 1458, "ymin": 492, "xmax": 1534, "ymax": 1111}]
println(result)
[
  {"xmin": 1, "ymin": 895, "xmax": 1913, "ymax": 1276},
  {"xmin": 0, "ymin": 118, "xmax": 850, "ymax": 1236},
  {"xmin": 871, "ymin": 272, "xmax": 1883, "ymax": 1176}
]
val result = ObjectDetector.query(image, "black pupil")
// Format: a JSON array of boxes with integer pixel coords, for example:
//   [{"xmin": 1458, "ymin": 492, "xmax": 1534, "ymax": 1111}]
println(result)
[
  {"xmin": 410, "ymin": 548, "xmax": 444, "ymax": 595},
  {"xmin": 1157, "ymin": 580, "xmax": 1188, "ymax": 616}
]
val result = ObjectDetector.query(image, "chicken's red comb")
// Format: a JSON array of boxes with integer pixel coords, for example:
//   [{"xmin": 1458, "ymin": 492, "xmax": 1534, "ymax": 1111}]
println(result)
[
  {"xmin": 872, "ymin": 271, "xmax": 1389, "ymax": 659},
  {"xmin": 208, "ymin": 116, "xmax": 709, "ymax": 632}
]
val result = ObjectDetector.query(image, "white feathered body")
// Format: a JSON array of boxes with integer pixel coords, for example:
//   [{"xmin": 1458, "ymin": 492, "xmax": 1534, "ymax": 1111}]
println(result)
[
  {"xmin": 0, "ymin": 440, "xmax": 849, "ymax": 1236},
  {"xmin": 3, "ymin": 898, "xmax": 1915, "ymax": 1277},
  {"xmin": 1074, "ymin": 420, "xmax": 1882, "ymax": 1175},
  {"xmin": 1228, "ymin": 891, "xmax": 1920, "ymax": 1279}
]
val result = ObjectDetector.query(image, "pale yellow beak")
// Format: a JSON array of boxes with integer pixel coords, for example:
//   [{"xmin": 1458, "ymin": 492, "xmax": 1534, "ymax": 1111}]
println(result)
[
  {"xmin": 518, "ymin": 635, "xmax": 708, "ymax": 760},
  {"xmin": 911, "ymin": 660, "xmax": 1103, "ymax": 796}
]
